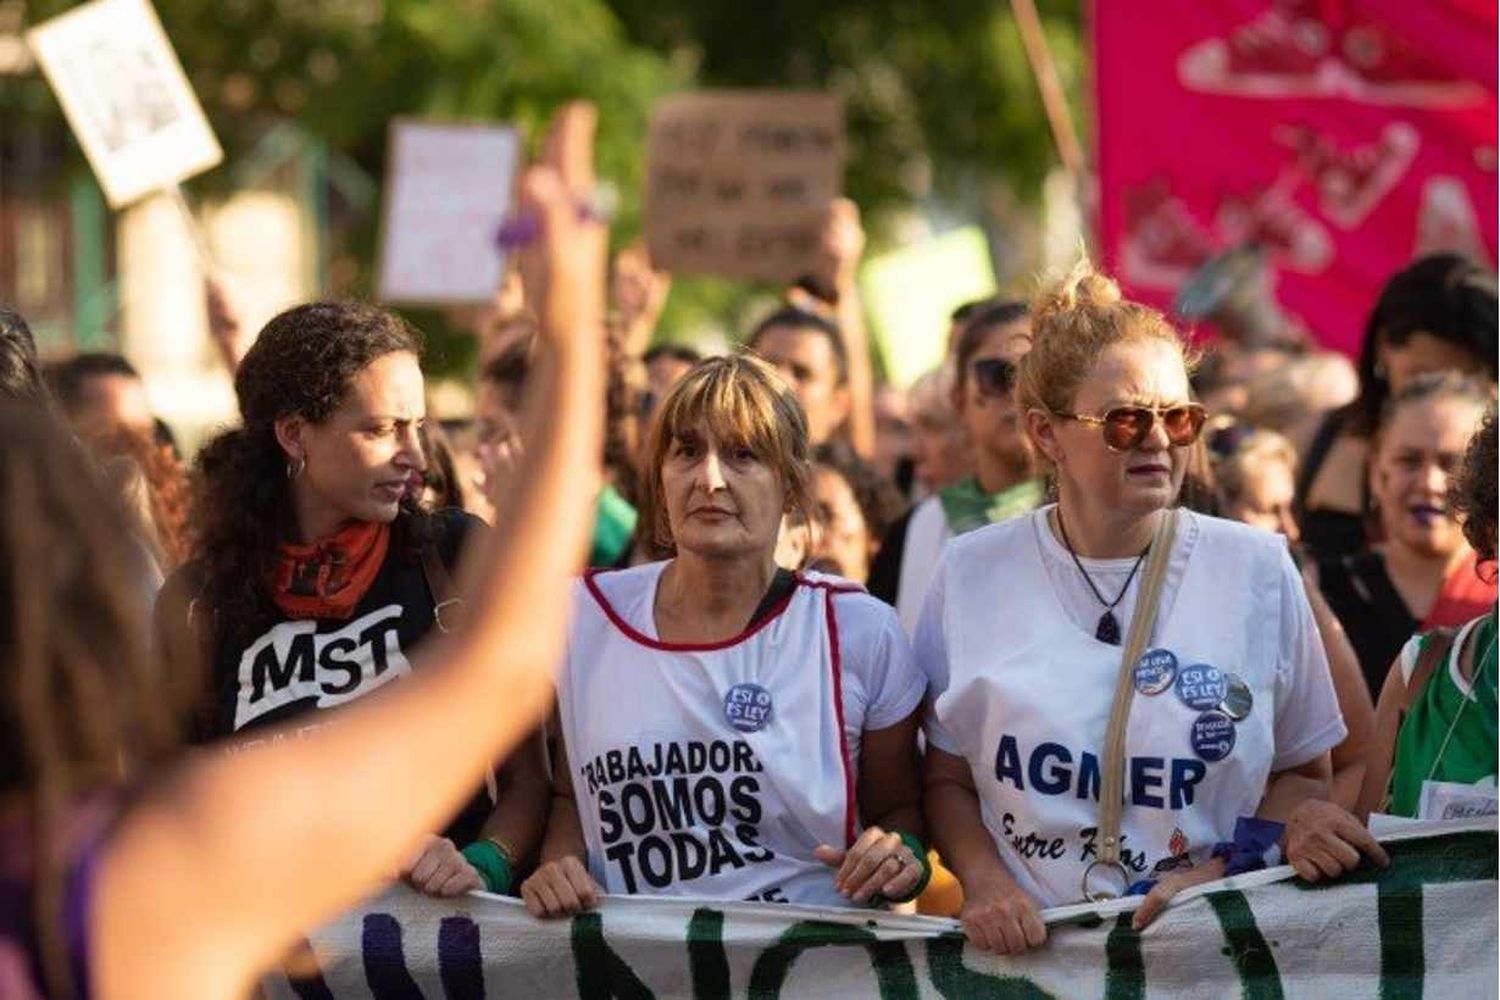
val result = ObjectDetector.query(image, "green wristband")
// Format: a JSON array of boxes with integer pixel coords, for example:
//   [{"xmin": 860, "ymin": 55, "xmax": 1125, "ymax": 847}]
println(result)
[
  {"xmin": 885, "ymin": 832, "xmax": 932, "ymax": 904},
  {"xmin": 460, "ymin": 840, "xmax": 514, "ymax": 894},
  {"xmin": 869, "ymin": 831, "xmax": 932, "ymax": 907}
]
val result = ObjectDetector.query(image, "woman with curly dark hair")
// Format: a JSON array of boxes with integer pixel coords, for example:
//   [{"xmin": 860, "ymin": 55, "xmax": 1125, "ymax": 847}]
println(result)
[
  {"xmin": 1358, "ymin": 407, "xmax": 1498, "ymax": 819},
  {"xmin": 160, "ymin": 297, "xmax": 556, "ymax": 908}
]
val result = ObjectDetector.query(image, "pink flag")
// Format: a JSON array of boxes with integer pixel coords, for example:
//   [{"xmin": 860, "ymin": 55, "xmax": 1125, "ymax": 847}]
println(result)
[{"xmin": 1094, "ymin": 0, "xmax": 1497, "ymax": 355}]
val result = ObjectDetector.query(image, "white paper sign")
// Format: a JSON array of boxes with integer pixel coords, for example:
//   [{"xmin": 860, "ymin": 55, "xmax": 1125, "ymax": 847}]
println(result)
[
  {"xmin": 27, "ymin": 0, "xmax": 222, "ymax": 208},
  {"xmin": 375, "ymin": 120, "xmax": 519, "ymax": 306}
]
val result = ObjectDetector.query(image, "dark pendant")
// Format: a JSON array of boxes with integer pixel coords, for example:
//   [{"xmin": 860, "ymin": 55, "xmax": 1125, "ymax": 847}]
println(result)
[{"xmin": 1095, "ymin": 611, "xmax": 1121, "ymax": 645}]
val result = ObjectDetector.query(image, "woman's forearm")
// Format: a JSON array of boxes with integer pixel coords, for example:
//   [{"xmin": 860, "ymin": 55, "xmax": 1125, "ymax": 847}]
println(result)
[
  {"xmin": 925, "ymin": 776, "xmax": 1012, "ymax": 890},
  {"xmin": 479, "ymin": 727, "xmax": 552, "ymax": 864},
  {"xmin": 1258, "ymin": 755, "xmax": 1333, "ymax": 824}
]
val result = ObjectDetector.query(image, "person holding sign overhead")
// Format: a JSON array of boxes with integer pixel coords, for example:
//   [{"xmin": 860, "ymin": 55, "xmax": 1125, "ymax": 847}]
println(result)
[
  {"xmin": 918, "ymin": 262, "xmax": 1385, "ymax": 953},
  {"xmin": 0, "ymin": 102, "xmax": 605, "ymax": 1000},
  {"xmin": 521, "ymin": 354, "xmax": 927, "ymax": 916}
]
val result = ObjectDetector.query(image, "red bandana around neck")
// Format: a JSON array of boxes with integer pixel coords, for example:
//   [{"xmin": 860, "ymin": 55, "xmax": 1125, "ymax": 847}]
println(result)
[{"xmin": 270, "ymin": 520, "xmax": 391, "ymax": 620}]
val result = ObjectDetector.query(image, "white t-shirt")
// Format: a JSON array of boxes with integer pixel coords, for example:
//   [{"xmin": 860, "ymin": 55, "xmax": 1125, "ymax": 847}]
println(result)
[
  {"xmin": 916, "ymin": 506, "xmax": 1345, "ymax": 906},
  {"xmin": 589, "ymin": 561, "xmax": 925, "ymax": 764},
  {"xmin": 560, "ymin": 562, "xmax": 925, "ymax": 905}
]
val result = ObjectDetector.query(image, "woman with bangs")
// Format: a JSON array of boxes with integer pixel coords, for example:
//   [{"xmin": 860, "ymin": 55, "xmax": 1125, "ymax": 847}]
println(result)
[{"xmin": 521, "ymin": 353, "xmax": 928, "ymax": 915}]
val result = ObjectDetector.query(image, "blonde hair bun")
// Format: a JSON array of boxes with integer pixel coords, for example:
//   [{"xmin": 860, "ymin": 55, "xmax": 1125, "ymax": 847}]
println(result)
[{"xmin": 1036, "ymin": 259, "xmax": 1122, "ymax": 320}]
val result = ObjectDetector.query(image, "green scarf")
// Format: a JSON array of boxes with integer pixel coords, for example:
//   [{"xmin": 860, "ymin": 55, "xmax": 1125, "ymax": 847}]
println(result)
[{"xmin": 937, "ymin": 477, "xmax": 1045, "ymax": 536}]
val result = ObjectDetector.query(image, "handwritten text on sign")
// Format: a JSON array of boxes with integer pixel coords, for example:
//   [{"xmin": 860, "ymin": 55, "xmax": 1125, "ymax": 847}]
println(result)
[{"xmin": 645, "ymin": 92, "xmax": 844, "ymax": 282}]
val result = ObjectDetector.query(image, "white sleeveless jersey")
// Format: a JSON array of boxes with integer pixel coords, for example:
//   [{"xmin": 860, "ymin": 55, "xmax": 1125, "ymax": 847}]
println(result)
[
  {"xmin": 921, "ymin": 509, "xmax": 1344, "ymax": 907},
  {"xmin": 559, "ymin": 565, "xmax": 861, "ymax": 906}
]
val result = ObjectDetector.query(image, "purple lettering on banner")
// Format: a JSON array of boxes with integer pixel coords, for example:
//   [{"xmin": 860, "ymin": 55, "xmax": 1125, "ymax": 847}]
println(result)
[
  {"xmin": 362, "ymin": 913, "xmax": 423, "ymax": 1000},
  {"xmin": 438, "ymin": 916, "xmax": 484, "ymax": 1000}
]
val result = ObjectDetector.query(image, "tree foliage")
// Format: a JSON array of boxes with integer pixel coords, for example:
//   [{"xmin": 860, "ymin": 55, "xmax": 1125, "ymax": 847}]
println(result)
[{"xmin": 16, "ymin": 0, "xmax": 1080, "ymax": 366}]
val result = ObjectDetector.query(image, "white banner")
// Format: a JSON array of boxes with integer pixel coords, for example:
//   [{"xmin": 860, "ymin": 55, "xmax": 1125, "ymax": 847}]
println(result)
[{"xmin": 264, "ymin": 821, "xmax": 1496, "ymax": 999}]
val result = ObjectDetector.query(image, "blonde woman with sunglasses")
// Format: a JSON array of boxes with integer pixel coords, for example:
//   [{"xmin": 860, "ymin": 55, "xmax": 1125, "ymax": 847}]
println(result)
[{"xmin": 918, "ymin": 262, "xmax": 1384, "ymax": 955}]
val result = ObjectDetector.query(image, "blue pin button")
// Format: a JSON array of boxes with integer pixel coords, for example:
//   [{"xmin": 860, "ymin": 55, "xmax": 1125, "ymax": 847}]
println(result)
[
  {"xmin": 1175, "ymin": 663, "xmax": 1226, "ymax": 711},
  {"xmin": 1133, "ymin": 648, "xmax": 1178, "ymax": 696},
  {"xmin": 1190, "ymin": 710, "xmax": 1236, "ymax": 762},
  {"xmin": 723, "ymin": 683, "xmax": 774, "ymax": 733}
]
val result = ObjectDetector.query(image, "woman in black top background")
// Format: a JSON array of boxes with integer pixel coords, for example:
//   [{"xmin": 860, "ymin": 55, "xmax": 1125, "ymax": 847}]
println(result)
[{"xmin": 1295, "ymin": 254, "xmax": 1495, "ymax": 560}]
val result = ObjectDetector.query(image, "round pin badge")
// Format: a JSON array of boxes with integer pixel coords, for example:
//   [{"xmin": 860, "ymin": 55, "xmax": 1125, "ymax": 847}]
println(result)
[
  {"xmin": 1219, "ymin": 672, "xmax": 1254, "ymax": 721},
  {"xmin": 1175, "ymin": 663, "xmax": 1227, "ymax": 711},
  {"xmin": 1133, "ymin": 648, "xmax": 1179, "ymax": 696},
  {"xmin": 1190, "ymin": 711, "xmax": 1237, "ymax": 763},
  {"xmin": 723, "ymin": 683, "xmax": 774, "ymax": 733}
]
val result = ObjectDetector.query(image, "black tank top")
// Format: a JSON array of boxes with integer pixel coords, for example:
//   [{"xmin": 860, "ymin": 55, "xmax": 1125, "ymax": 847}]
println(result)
[
  {"xmin": 1295, "ymin": 412, "xmax": 1369, "ymax": 561},
  {"xmin": 189, "ymin": 509, "xmax": 493, "ymax": 845},
  {"xmin": 1316, "ymin": 550, "xmax": 1418, "ymax": 698}
]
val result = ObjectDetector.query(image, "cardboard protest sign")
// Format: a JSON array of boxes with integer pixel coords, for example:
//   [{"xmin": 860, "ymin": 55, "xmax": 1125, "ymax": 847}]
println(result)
[
  {"xmin": 375, "ymin": 120, "xmax": 520, "ymax": 307},
  {"xmin": 645, "ymin": 92, "xmax": 844, "ymax": 282},
  {"xmin": 27, "ymin": 0, "xmax": 222, "ymax": 209},
  {"xmin": 860, "ymin": 226, "xmax": 997, "ymax": 389}
]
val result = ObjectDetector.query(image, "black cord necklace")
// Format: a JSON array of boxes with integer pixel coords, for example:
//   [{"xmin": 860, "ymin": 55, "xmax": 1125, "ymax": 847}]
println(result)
[{"xmin": 1056, "ymin": 509, "xmax": 1149, "ymax": 645}]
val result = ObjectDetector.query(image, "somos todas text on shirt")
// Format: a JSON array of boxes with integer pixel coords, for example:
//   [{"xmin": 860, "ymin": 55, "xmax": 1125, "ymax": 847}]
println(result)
[{"xmin": 234, "ymin": 604, "xmax": 411, "ymax": 730}]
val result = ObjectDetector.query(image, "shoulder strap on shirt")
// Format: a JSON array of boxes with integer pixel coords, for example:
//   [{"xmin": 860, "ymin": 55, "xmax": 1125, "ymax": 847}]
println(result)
[
  {"xmin": 1089, "ymin": 509, "xmax": 1179, "ymax": 901},
  {"xmin": 1407, "ymin": 627, "xmax": 1459, "ymax": 706}
]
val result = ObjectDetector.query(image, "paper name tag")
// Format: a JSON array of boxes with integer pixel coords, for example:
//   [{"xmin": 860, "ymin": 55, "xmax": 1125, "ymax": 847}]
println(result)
[{"xmin": 1418, "ymin": 777, "xmax": 1499, "ymax": 822}]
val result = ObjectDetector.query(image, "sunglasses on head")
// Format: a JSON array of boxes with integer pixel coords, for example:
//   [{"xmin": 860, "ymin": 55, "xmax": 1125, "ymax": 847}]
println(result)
[
  {"xmin": 1205, "ymin": 416, "xmax": 1251, "ymax": 459},
  {"xmin": 1054, "ymin": 403, "xmax": 1208, "ymax": 452},
  {"xmin": 971, "ymin": 357, "xmax": 1018, "ymax": 396}
]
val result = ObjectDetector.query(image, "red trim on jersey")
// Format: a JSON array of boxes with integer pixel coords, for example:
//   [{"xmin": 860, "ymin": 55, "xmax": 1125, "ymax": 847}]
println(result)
[
  {"xmin": 582, "ymin": 567, "xmax": 801, "ymax": 652},
  {"xmin": 823, "ymin": 588, "xmax": 859, "ymax": 848}
]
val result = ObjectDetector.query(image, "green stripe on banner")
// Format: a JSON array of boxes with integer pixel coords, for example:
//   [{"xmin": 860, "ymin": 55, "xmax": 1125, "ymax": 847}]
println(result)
[
  {"xmin": 1103, "ymin": 914, "xmax": 1145, "ymax": 1000},
  {"xmin": 1204, "ymin": 890, "xmax": 1285, "ymax": 1000},
  {"xmin": 1377, "ymin": 884, "xmax": 1425, "ymax": 1000},
  {"xmin": 1295, "ymin": 832, "xmax": 1498, "ymax": 891},
  {"xmin": 688, "ymin": 908, "xmax": 731, "ymax": 1000},
  {"xmin": 747, "ymin": 920, "xmax": 920, "ymax": 1000},
  {"xmin": 572, "ymin": 912, "xmax": 655, "ymax": 1000},
  {"xmin": 924, "ymin": 934, "xmax": 1057, "ymax": 999}
]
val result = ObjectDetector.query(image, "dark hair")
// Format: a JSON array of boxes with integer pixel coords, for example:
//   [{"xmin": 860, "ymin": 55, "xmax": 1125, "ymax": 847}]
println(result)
[
  {"xmin": 43, "ymin": 352, "xmax": 142, "ymax": 415},
  {"xmin": 480, "ymin": 336, "xmax": 534, "ymax": 411},
  {"xmin": 0, "ymin": 307, "xmax": 50, "ymax": 404},
  {"xmin": 953, "ymin": 299, "xmax": 1029, "ymax": 377},
  {"xmin": 643, "ymin": 343, "xmax": 703, "ymax": 368},
  {"xmin": 1348, "ymin": 254, "xmax": 1498, "ymax": 435},
  {"xmin": 1377, "ymin": 369, "xmax": 1492, "ymax": 435},
  {"xmin": 1452, "ymin": 408, "xmax": 1497, "ymax": 563},
  {"xmin": 188, "ymin": 302, "xmax": 428, "ymax": 647},
  {"xmin": 791, "ymin": 273, "xmax": 840, "ymax": 308},
  {"xmin": 418, "ymin": 419, "xmax": 467, "ymax": 512},
  {"xmin": 747, "ymin": 306, "xmax": 849, "ymax": 385},
  {"xmin": 950, "ymin": 297, "xmax": 997, "ymax": 325},
  {"xmin": 0, "ymin": 404, "xmax": 177, "ymax": 996},
  {"xmin": 813, "ymin": 439, "xmax": 905, "ymax": 545}
]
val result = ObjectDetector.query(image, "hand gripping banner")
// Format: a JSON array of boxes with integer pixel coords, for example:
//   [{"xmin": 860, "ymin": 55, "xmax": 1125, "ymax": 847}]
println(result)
[{"xmin": 263, "ymin": 821, "xmax": 1495, "ymax": 999}]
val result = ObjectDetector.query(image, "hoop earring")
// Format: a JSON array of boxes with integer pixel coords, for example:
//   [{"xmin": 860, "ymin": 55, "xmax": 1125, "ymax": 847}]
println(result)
[{"xmin": 287, "ymin": 455, "xmax": 306, "ymax": 480}]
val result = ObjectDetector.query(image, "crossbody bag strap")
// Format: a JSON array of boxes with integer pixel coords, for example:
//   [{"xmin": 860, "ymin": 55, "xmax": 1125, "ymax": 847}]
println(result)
[
  {"xmin": 420, "ymin": 543, "xmax": 463, "ymax": 633},
  {"xmin": 1085, "ymin": 508, "xmax": 1179, "ymax": 901}
]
